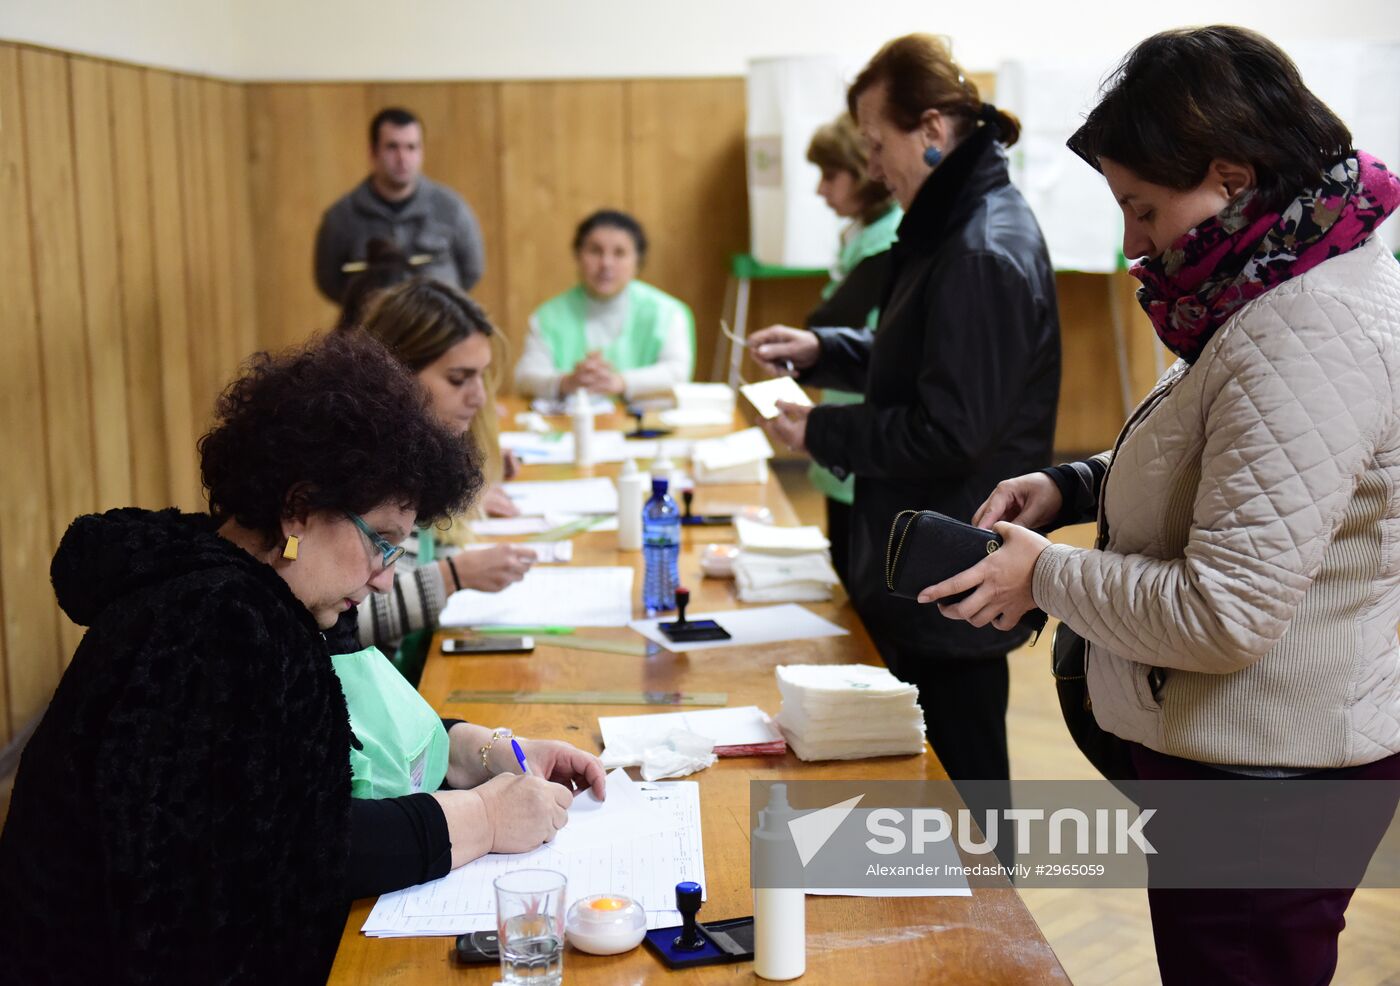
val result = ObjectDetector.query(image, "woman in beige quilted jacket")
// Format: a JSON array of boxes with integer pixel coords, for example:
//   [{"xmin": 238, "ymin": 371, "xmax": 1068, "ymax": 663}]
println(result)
[{"xmin": 922, "ymin": 26, "xmax": 1400, "ymax": 986}]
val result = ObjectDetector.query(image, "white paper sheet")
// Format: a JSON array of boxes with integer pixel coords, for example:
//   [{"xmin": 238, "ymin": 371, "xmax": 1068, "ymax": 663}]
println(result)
[
  {"xmin": 502, "ymin": 430, "xmax": 631, "ymax": 465},
  {"xmin": 671, "ymin": 382, "xmax": 736, "ymax": 409},
  {"xmin": 740, "ymin": 376, "xmax": 813, "ymax": 419},
  {"xmin": 622, "ymin": 438, "xmax": 693, "ymax": 462},
  {"xmin": 734, "ymin": 516, "xmax": 829, "ymax": 553},
  {"xmin": 440, "ymin": 567, "xmax": 635, "ymax": 627},
  {"xmin": 502, "ymin": 477, "xmax": 619, "ymax": 516},
  {"xmin": 468, "ymin": 516, "xmax": 552, "ymax": 537},
  {"xmin": 362, "ymin": 780, "xmax": 705, "ymax": 936},
  {"xmin": 543, "ymin": 768, "xmax": 679, "ymax": 854},
  {"xmin": 599, "ymin": 706, "xmax": 782, "ymax": 752},
  {"xmin": 462, "ymin": 540, "xmax": 573, "ymax": 563},
  {"xmin": 658, "ymin": 407, "xmax": 733, "ymax": 428},
  {"xmin": 531, "ymin": 394, "xmax": 614, "ymax": 416},
  {"xmin": 629, "ymin": 603, "xmax": 848, "ymax": 652}
]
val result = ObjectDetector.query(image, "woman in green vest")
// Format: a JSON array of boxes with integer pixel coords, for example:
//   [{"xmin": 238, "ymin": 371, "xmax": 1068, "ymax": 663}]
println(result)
[
  {"xmin": 799, "ymin": 114, "xmax": 902, "ymax": 585},
  {"xmin": 514, "ymin": 209, "xmax": 695, "ymax": 400}
]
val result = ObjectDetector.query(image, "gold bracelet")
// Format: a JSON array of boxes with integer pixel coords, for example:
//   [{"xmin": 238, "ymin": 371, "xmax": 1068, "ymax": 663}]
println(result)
[{"xmin": 478, "ymin": 727, "xmax": 512, "ymax": 771}]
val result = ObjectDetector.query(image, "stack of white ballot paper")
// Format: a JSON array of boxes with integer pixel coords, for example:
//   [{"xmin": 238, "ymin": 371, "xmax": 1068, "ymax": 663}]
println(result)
[
  {"xmin": 733, "ymin": 516, "xmax": 839, "ymax": 602},
  {"xmin": 774, "ymin": 664, "xmax": 926, "ymax": 761},
  {"xmin": 362, "ymin": 771, "xmax": 706, "ymax": 936},
  {"xmin": 660, "ymin": 382, "xmax": 736, "ymax": 428},
  {"xmin": 690, "ymin": 428, "xmax": 774, "ymax": 484}
]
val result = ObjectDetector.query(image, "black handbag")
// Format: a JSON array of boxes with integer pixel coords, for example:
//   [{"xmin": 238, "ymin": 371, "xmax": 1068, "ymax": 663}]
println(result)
[
  {"xmin": 884, "ymin": 509, "xmax": 1048, "ymax": 638},
  {"xmin": 883, "ymin": 508, "xmax": 1136, "ymax": 784},
  {"xmin": 1050, "ymin": 621, "xmax": 1135, "ymax": 782}
]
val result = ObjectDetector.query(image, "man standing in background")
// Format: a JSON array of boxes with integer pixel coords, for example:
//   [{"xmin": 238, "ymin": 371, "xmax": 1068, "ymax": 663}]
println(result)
[{"xmin": 314, "ymin": 107, "xmax": 485, "ymax": 303}]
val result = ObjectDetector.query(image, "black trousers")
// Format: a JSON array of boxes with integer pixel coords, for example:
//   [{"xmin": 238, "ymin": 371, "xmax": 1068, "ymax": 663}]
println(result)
[
  {"xmin": 824, "ymin": 497, "xmax": 852, "ymax": 587},
  {"xmin": 879, "ymin": 642, "xmax": 1015, "ymax": 868}
]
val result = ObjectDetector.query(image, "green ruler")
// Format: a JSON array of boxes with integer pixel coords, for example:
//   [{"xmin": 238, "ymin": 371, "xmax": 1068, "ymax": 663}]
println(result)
[
  {"xmin": 528, "ymin": 513, "xmax": 612, "ymax": 541},
  {"xmin": 446, "ymin": 689, "xmax": 728, "ymax": 706}
]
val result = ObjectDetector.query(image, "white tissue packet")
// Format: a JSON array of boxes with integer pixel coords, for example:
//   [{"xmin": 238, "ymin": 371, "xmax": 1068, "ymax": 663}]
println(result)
[{"xmin": 599, "ymin": 728, "xmax": 718, "ymax": 780}]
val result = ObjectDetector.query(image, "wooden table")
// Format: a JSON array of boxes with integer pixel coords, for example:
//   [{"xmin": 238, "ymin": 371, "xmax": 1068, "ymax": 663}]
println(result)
[{"xmin": 329, "ymin": 409, "xmax": 1067, "ymax": 984}]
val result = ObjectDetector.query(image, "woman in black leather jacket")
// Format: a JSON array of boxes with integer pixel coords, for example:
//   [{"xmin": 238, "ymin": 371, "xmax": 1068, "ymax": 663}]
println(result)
[{"xmin": 752, "ymin": 34, "xmax": 1061, "ymax": 821}]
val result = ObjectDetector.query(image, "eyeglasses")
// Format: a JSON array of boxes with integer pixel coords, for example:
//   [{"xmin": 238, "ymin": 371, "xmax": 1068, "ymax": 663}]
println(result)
[{"xmin": 344, "ymin": 511, "xmax": 407, "ymax": 570}]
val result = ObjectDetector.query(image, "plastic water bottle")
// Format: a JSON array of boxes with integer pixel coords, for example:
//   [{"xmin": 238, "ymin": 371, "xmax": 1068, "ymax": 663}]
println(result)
[{"xmin": 642, "ymin": 477, "xmax": 681, "ymax": 615}]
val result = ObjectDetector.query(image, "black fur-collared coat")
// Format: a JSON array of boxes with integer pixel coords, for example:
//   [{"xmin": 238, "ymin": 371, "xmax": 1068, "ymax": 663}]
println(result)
[{"xmin": 0, "ymin": 508, "xmax": 352, "ymax": 984}]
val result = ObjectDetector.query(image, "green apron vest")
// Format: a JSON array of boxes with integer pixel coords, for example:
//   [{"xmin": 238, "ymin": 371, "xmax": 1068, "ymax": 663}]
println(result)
[
  {"xmin": 532, "ymin": 281, "xmax": 695, "ymax": 376},
  {"xmin": 333, "ymin": 645, "xmax": 450, "ymax": 799},
  {"xmin": 810, "ymin": 205, "xmax": 903, "ymax": 505}
]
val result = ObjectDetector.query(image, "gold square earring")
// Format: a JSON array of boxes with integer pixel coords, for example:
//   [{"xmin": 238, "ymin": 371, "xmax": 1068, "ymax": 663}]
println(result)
[{"xmin": 282, "ymin": 535, "xmax": 300, "ymax": 561}]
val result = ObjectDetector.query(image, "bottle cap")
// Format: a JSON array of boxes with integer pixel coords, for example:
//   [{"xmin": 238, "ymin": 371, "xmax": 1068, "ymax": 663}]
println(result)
[
  {"xmin": 757, "ymin": 783, "xmax": 799, "ymax": 834},
  {"xmin": 620, "ymin": 457, "xmax": 638, "ymax": 478},
  {"xmin": 651, "ymin": 453, "xmax": 674, "ymax": 481}
]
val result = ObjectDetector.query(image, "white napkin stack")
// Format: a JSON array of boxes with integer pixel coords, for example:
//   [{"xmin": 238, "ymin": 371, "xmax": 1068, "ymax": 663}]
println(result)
[{"xmin": 774, "ymin": 664, "xmax": 926, "ymax": 761}]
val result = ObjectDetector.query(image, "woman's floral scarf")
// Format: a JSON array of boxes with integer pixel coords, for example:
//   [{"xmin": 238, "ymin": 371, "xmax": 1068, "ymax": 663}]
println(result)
[{"xmin": 1132, "ymin": 153, "xmax": 1400, "ymax": 363}]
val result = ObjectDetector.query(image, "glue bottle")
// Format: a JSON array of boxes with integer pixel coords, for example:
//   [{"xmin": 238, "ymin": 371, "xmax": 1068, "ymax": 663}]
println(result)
[
  {"xmin": 617, "ymin": 458, "xmax": 647, "ymax": 551},
  {"xmin": 570, "ymin": 389, "xmax": 595, "ymax": 466},
  {"xmin": 753, "ymin": 783, "xmax": 805, "ymax": 979}
]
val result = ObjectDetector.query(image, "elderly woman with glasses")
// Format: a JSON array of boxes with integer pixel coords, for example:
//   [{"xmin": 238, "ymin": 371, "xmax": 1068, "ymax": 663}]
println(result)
[{"xmin": 0, "ymin": 333, "xmax": 604, "ymax": 984}]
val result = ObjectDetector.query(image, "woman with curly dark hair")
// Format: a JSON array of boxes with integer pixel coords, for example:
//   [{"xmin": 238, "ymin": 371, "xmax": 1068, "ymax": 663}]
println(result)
[{"xmin": 0, "ymin": 332, "xmax": 604, "ymax": 984}]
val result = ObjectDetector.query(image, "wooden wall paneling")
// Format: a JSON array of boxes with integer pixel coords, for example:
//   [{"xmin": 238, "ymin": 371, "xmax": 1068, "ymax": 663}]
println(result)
[
  {"xmin": 498, "ymin": 81, "xmax": 628, "ymax": 371},
  {"xmin": 0, "ymin": 44, "xmax": 63, "ymax": 738},
  {"xmin": 1116, "ymin": 269, "xmax": 1171, "ymax": 405},
  {"xmin": 367, "ymin": 82, "xmax": 508, "ymax": 336},
  {"xmin": 20, "ymin": 47, "xmax": 96, "ymax": 659},
  {"xmin": 69, "ymin": 56, "xmax": 134, "ymax": 512},
  {"xmin": 222, "ymin": 83, "xmax": 259, "ymax": 364},
  {"xmin": 1051, "ymin": 272, "xmax": 1122, "ymax": 454},
  {"xmin": 173, "ymin": 76, "xmax": 220, "ymax": 433},
  {"xmin": 626, "ymin": 79, "xmax": 749, "ymax": 383},
  {"xmin": 109, "ymin": 63, "xmax": 171, "ymax": 509},
  {"xmin": 246, "ymin": 84, "xmax": 369, "ymax": 351},
  {"xmin": 198, "ymin": 78, "xmax": 239, "ymax": 420},
  {"xmin": 143, "ymin": 70, "xmax": 201, "ymax": 510}
]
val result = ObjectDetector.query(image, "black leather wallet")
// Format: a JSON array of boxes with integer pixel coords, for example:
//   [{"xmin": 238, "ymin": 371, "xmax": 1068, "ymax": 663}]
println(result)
[
  {"xmin": 884, "ymin": 509, "xmax": 1049, "ymax": 639},
  {"xmin": 884, "ymin": 509, "xmax": 1002, "ymax": 601}
]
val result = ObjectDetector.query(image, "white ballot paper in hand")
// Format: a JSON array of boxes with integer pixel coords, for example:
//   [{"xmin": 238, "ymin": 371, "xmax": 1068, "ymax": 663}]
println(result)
[{"xmin": 740, "ymin": 376, "xmax": 814, "ymax": 419}]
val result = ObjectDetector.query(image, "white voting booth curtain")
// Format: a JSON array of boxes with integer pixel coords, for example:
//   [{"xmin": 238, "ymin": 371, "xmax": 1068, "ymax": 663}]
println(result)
[
  {"xmin": 996, "ymin": 57, "xmax": 1123, "ymax": 273},
  {"xmin": 746, "ymin": 55, "xmax": 847, "ymax": 268},
  {"xmin": 998, "ymin": 42, "xmax": 1400, "ymax": 272}
]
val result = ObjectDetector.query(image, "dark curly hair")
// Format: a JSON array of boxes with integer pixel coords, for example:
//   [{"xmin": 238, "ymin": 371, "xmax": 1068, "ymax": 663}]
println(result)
[{"xmin": 199, "ymin": 332, "xmax": 480, "ymax": 544}]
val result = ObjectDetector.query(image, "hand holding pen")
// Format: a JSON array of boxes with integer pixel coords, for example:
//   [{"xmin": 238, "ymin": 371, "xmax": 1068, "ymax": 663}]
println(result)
[
  {"xmin": 742, "ymin": 324, "xmax": 821, "ymax": 378},
  {"xmin": 505, "ymin": 737, "xmax": 608, "ymax": 799}
]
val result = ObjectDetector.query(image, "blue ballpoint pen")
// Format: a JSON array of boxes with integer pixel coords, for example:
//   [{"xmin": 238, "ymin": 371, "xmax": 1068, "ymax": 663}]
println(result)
[{"xmin": 510, "ymin": 738, "xmax": 531, "ymax": 775}]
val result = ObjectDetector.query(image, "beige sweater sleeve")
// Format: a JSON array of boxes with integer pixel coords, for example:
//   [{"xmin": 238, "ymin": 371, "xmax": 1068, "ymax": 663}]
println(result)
[{"xmin": 1033, "ymin": 290, "xmax": 1391, "ymax": 675}]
